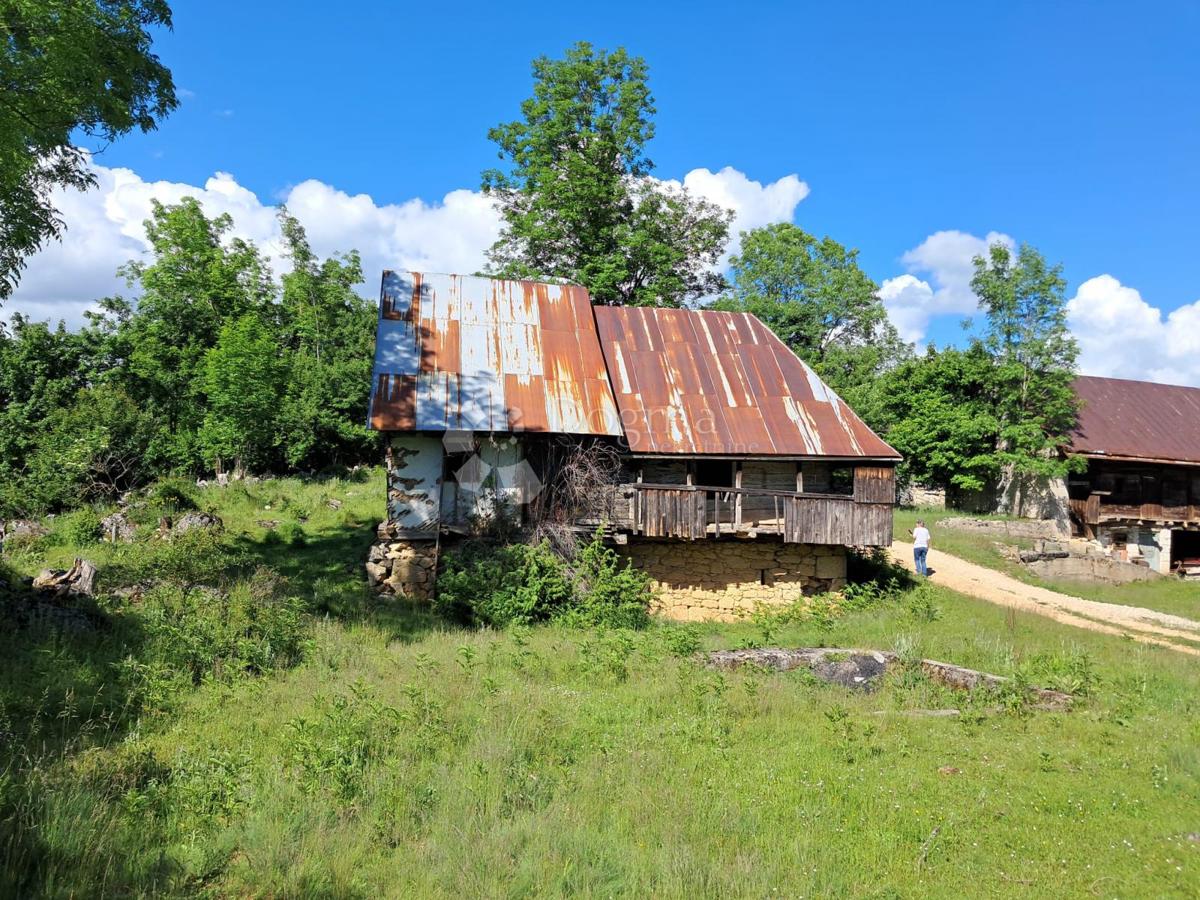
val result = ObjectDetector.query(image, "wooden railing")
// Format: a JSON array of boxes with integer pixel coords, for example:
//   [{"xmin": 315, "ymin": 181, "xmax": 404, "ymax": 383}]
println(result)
[
  {"xmin": 1071, "ymin": 492, "xmax": 1200, "ymax": 530},
  {"xmin": 624, "ymin": 483, "xmax": 893, "ymax": 547}
]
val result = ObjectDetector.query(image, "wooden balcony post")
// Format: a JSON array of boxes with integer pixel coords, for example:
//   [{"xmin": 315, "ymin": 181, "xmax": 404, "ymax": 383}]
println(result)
[{"xmin": 734, "ymin": 462, "xmax": 743, "ymax": 531}]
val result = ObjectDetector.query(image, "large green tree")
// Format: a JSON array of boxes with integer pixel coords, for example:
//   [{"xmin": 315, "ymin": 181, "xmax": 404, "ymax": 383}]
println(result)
[
  {"xmin": 869, "ymin": 241, "xmax": 1080, "ymax": 496},
  {"xmin": 869, "ymin": 344, "xmax": 1000, "ymax": 492},
  {"xmin": 970, "ymin": 242, "xmax": 1080, "ymax": 476},
  {"xmin": 275, "ymin": 210, "xmax": 377, "ymax": 469},
  {"xmin": 0, "ymin": 0, "xmax": 177, "ymax": 300},
  {"xmin": 107, "ymin": 198, "xmax": 274, "ymax": 469},
  {"xmin": 713, "ymin": 223, "xmax": 910, "ymax": 408},
  {"xmin": 483, "ymin": 42, "xmax": 731, "ymax": 306},
  {"xmin": 200, "ymin": 315, "xmax": 284, "ymax": 474}
]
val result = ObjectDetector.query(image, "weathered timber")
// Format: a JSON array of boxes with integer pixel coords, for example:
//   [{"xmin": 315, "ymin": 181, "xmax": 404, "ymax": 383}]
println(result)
[{"xmin": 623, "ymin": 483, "xmax": 893, "ymax": 547}]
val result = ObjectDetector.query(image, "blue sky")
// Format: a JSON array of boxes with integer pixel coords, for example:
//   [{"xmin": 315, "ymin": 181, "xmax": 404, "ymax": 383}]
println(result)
[{"xmin": 14, "ymin": 0, "xmax": 1200, "ymax": 383}]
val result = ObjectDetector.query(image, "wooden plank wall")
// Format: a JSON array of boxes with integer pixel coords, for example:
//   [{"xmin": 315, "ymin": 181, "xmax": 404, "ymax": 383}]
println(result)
[
  {"xmin": 782, "ymin": 496, "xmax": 892, "ymax": 546},
  {"xmin": 638, "ymin": 488, "xmax": 706, "ymax": 540},
  {"xmin": 741, "ymin": 460, "xmax": 801, "ymax": 526},
  {"xmin": 853, "ymin": 467, "xmax": 896, "ymax": 504}
]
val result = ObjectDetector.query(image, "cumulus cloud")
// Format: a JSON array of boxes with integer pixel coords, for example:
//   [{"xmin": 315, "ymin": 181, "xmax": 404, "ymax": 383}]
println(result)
[
  {"xmin": 8, "ymin": 160, "xmax": 809, "ymax": 326},
  {"xmin": 666, "ymin": 166, "xmax": 810, "ymax": 263},
  {"xmin": 1067, "ymin": 274, "xmax": 1200, "ymax": 387},
  {"xmin": 877, "ymin": 274, "xmax": 935, "ymax": 344},
  {"xmin": 878, "ymin": 229, "xmax": 1015, "ymax": 344}
]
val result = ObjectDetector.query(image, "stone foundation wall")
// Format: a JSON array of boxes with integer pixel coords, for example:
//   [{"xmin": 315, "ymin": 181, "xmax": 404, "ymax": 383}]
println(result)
[
  {"xmin": 618, "ymin": 538, "xmax": 846, "ymax": 622},
  {"xmin": 365, "ymin": 523, "xmax": 438, "ymax": 600}
]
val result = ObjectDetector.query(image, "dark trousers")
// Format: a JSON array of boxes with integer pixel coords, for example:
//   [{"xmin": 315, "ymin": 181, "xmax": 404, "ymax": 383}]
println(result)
[{"xmin": 914, "ymin": 546, "xmax": 928, "ymax": 576}]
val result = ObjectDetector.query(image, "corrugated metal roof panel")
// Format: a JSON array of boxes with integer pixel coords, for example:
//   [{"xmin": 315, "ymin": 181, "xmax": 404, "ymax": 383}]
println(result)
[
  {"xmin": 594, "ymin": 307, "xmax": 900, "ymax": 459},
  {"xmin": 369, "ymin": 272, "xmax": 622, "ymax": 436},
  {"xmin": 1071, "ymin": 375, "xmax": 1200, "ymax": 464}
]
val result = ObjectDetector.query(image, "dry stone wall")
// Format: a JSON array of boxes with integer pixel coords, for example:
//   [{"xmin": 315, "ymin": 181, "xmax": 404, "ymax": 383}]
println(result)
[
  {"xmin": 365, "ymin": 522, "xmax": 437, "ymax": 600},
  {"xmin": 618, "ymin": 538, "xmax": 846, "ymax": 622}
]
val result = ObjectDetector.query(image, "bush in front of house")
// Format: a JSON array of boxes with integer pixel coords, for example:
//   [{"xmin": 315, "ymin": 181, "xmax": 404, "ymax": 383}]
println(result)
[{"xmin": 435, "ymin": 534, "xmax": 653, "ymax": 629}]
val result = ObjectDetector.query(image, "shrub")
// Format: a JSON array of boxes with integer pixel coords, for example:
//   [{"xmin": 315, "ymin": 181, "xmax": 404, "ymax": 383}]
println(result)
[
  {"xmin": 436, "ymin": 541, "xmax": 573, "ymax": 628},
  {"xmin": 135, "ymin": 567, "xmax": 307, "ymax": 688},
  {"xmin": 55, "ymin": 507, "xmax": 102, "ymax": 546},
  {"xmin": 145, "ymin": 478, "xmax": 198, "ymax": 515},
  {"xmin": 105, "ymin": 528, "xmax": 246, "ymax": 590},
  {"xmin": 435, "ymin": 533, "xmax": 653, "ymax": 629},
  {"xmin": 565, "ymin": 535, "xmax": 653, "ymax": 629},
  {"xmin": 277, "ymin": 521, "xmax": 306, "ymax": 547}
]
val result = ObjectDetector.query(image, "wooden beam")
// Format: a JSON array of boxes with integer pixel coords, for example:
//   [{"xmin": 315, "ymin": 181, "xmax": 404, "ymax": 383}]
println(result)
[{"xmin": 734, "ymin": 462, "xmax": 743, "ymax": 531}]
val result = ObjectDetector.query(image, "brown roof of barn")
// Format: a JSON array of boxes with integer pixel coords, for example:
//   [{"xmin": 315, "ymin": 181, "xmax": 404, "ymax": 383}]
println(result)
[
  {"xmin": 369, "ymin": 272, "xmax": 899, "ymax": 460},
  {"xmin": 594, "ymin": 306, "xmax": 899, "ymax": 459},
  {"xmin": 368, "ymin": 272, "xmax": 622, "ymax": 435},
  {"xmin": 1072, "ymin": 375, "xmax": 1200, "ymax": 465}
]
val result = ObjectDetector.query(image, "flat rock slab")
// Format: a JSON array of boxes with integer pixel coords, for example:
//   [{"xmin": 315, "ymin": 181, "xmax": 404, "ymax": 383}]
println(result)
[
  {"xmin": 705, "ymin": 647, "xmax": 1073, "ymax": 709},
  {"xmin": 706, "ymin": 648, "xmax": 898, "ymax": 692}
]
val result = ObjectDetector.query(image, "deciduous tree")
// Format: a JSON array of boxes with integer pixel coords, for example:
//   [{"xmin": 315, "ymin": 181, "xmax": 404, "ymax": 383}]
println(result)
[
  {"xmin": 970, "ymin": 242, "xmax": 1080, "ymax": 476},
  {"xmin": 0, "ymin": 0, "xmax": 177, "ymax": 299},
  {"xmin": 483, "ymin": 42, "xmax": 731, "ymax": 306}
]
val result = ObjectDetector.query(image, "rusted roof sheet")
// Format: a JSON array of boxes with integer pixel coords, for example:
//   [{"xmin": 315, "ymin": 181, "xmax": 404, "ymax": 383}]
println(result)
[
  {"xmin": 1072, "ymin": 375, "xmax": 1200, "ymax": 464},
  {"xmin": 594, "ymin": 307, "xmax": 900, "ymax": 459},
  {"xmin": 369, "ymin": 272, "xmax": 622, "ymax": 435}
]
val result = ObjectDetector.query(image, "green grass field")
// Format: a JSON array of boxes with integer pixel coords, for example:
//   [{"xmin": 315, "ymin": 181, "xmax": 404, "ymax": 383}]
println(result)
[
  {"xmin": 895, "ymin": 507, "xmax": 1200, "ymax": 621},
  {"xmin": 2, "ymin": 475, "xmax": 1198, "ymax": 897}
]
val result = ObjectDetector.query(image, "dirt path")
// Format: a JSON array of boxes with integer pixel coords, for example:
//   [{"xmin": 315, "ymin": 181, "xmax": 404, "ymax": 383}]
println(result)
[{"xmin": 890, "ymin": 541, "xmax": 1200, "ymax": 656}]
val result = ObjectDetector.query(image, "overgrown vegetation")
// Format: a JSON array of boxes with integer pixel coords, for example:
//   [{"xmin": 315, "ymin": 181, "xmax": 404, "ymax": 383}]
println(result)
[
  {"xmin": 436, "ymin": 532, "xmax": 653, "ymax": 630},
  {"xmin": 1, "ymin": 473, "xmax": 1198, "ymax": 896},
  {"xmin": 0, "ymin": 200, "xmax": 376, "ymax": 517}
]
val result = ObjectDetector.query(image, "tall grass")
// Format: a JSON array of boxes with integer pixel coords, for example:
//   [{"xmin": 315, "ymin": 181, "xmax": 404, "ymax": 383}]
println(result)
[{"xmin": 0, "ymin": 476, "xmax": 1197, "ymax": 896}]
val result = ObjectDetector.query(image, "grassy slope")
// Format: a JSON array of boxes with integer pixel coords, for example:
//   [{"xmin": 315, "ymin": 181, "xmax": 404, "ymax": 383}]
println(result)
[
  {"xmin": 1, "ymin": 477, "xmax": 1198, "ymax": 897},
  {"xmin": 146, "ymin": 593, "xmax": 1200, "ymax": 899},
  {"xmin": 896, "ymin": 507, "xmax": 1200, "ymax": 621}
]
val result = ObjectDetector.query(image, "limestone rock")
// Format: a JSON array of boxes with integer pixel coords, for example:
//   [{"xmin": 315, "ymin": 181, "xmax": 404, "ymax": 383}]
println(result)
[
  {"xmin": 100, "ymin": 512, "xmax": 136, "ymax": 543},
  {"xmin": 171, "ymin": 511, "xmax": 223, "ymax": 535},
  {"xmin": 1, "ymin": 519, "xmax": 49, "ymax": 541}
]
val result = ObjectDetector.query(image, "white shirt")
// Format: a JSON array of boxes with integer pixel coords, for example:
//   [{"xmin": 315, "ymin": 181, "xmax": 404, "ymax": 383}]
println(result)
[{"xmin": 913, "ymin": 527, "xmax": 930, "ymax": 549}]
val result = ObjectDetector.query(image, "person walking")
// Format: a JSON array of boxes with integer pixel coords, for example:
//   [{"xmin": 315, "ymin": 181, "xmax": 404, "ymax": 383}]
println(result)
[{"xmin": 910, "ymin": 519, "xmax": 931, "ymax": 577}]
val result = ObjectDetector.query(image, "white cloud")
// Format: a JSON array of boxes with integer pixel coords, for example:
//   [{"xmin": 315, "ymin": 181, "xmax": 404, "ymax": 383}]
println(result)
[
  {"xmin": 877, "ymin": 274, "xmax": 935, "ymax": 344},
  {"xmin": 8, "ymin": 159, "xmax": 809, "ymax": 327},
  {"xmin": 8, "ymin": 160, "xmax": 504, "ymax": 326},
  {"xmin": 1067, "ymin": 274, "xmax": 1200, "ymax": 386},
  {"xmin": 879, "ymin": 229, "xmax": 1015, "ymax": 343},
  {"xmin": 659, "ymin": 166, "xmax": 811, "ymax": 266}
]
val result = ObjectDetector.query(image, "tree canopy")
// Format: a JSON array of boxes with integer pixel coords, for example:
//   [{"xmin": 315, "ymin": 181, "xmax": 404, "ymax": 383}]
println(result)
[
  {"xmin": 868, "ymin": 241, "xmax": 1080, "ymax": 493},
  {"xmin": 482, "ymin": 42, "xmax": 731, "ymax": 306},
  {"xmin": 713, "ymin": 223, "xmax": 910, "ymax": 409},
  {"xmin": 0, "ymin": 200, "xmax": 377, "ymax": 516},
  {"xmin": 971, "ymin": 242, "xmax": 1080, "ymax": 475},
  {"xmin": 0, "ymin": 0, "xmax": 177, "ymax": 300}
]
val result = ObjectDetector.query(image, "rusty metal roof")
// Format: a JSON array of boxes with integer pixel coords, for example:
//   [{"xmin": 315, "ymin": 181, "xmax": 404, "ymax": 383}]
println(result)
[
  {"xmin": 1072, "ymin": 375, "xmax": 1200, "ymax": 465},
  {"xmin": 594, "ymin": 306, "xmax": 900, "ymax": 459},
  {"xmin": 369, "ymin": 271, "xmax": 622, "ymax": 435}
]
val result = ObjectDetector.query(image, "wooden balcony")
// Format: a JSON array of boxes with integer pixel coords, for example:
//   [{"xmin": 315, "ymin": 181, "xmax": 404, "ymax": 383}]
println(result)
[
  {"xmin": 1071, "ymin": 494, "xmax": 1200, "ymax": 534},
  {"xmin": 610, "ymin": 483, "xmax": 894, "ymax": 547}
]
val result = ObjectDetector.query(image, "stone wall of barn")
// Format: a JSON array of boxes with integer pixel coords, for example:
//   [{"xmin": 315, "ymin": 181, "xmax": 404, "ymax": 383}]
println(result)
[
  {"xmin": 365, "ymin": 522, "xmax": 438, "ymax": 600},
  {"xmin": 617, "ymin": 538, "xmax": 846, "ymax": 622}
]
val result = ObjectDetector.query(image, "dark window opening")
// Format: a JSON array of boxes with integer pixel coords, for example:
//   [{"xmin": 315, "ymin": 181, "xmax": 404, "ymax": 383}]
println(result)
[
  {"xmin": 829, "ymin": 466, "xmax": 855, "ymax": 496},
  {"xmin": 1171, "ymin": 529, "xmax": 1200, "ymax": 570},
  {"xmin": 694, "ymin": 459, "xmax": 734, "ymax": 489}
]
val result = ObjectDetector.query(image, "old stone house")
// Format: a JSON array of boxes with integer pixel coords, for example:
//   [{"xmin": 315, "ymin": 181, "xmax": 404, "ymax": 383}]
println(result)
[
  {"xmin": 365, "ymin": 271, "xmax": 901, "ymax": 620},
  {"xmin": 1066, "ymin": 375, "xmax": 1200, "ymax": 576}
]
